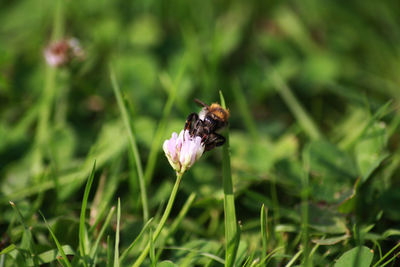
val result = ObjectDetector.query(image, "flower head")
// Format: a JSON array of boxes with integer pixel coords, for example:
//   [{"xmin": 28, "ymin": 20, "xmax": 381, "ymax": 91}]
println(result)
[
  {"xmin": 44, "ymin": 38, "xmax": 85, "ymax": 67},
  {"xmin": 163, "ymin": 130, "xmax": 205, "ymax": 174}
]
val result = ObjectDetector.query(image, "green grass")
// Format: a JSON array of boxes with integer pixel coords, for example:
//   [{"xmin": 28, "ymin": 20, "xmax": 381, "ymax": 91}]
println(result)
[
  {"xmin": 220, "ymin": 91, "xmax": 240, "ymax": 267},
  {"xmin": 1, "ymin": 0, "xmax": 400, "ymax": 266}
]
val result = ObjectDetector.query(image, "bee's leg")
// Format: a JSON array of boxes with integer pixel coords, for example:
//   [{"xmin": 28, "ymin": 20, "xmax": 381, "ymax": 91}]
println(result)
[
  {"xmin": 193, "ymin": 119, "xmax": 204, "ymax": 137},
  {"xmin": 212, "ymin": 133, "xmax": 225, "ymax": 146},
  {"xmin": 204, "ymin": 133, "xmax": 225, "ymax": 151},
  {"xmin": 184, "ymin": 113, "xmax": 199, "ymax": 135}
]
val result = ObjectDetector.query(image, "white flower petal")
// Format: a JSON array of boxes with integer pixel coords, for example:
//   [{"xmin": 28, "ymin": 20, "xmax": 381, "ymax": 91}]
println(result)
[{"xmin": 163, "ymin": 129, "xmax": 205, "ymax": 174}]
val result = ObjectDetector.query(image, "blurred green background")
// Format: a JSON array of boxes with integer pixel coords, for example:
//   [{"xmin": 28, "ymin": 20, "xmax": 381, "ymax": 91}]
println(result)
[{"xmin": 1, "ymin": 0, "xmax": 400, "ymax": 266}]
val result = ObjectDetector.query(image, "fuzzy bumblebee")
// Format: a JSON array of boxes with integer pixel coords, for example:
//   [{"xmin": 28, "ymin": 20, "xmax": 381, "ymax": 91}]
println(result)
[{"xmin": 184, "ymin": 99, "xmax": 230, "ymax": 151}]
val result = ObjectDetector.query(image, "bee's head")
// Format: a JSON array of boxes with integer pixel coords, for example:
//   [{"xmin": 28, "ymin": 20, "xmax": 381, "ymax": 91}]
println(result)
[{"xmin": 194, "ymin": 99, "xmax": 229, "ymax": 123}]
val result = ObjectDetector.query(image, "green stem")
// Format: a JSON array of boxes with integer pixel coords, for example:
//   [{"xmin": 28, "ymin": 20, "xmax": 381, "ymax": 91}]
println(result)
[
  {"xmin": 132, "ymin": 172, "xmax": 183, "ymax": 267},
  {"xmin": 32, "ymin": 0, "xmax": 64, "ymax": 176}
]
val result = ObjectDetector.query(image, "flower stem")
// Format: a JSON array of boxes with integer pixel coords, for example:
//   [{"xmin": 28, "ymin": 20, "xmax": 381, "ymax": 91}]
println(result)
[{"xmin": 131, "ymin": 172, "xmax": 183, "ymax": 267}]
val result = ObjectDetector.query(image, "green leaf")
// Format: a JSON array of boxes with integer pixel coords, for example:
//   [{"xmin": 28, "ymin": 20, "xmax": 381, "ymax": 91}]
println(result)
[
  {"xmin": 354, "ymin": 122, "xmax": 388, "ymax": 183},
  {"xmin": 25, "ymin": 245, "xmax": 75, "ymax": 266},
  {"xmin": 382, "ymin": 229, "xmax": 400, "ymax": 238},
  {"xmin": 311, "ymin": 234, "xmax": 350, "ymax": 245},
  {"xmin": 303, "ymin": 140, "xmax": 357, "ymax": 203},
  {"xmin": 230, "ymin": 132, "xmax": 275, "ymax": 175},
  {"xmin": 338, "ymin": 178, "xmax": 360, "ymax": 214},
  {"xmin": 334, "ymin": 246, "xmax": 373, "ymax": 267},
  {"xmin": 307, "ymin": 203, "xmax": 348, "ymax": 234},
  {"xmin": 342, "ymin": 101, "xmax": 392, "ymax": 150},
  {"xmin": 0, "ymin": 244, "xmax": 16, "ymax": 255}
]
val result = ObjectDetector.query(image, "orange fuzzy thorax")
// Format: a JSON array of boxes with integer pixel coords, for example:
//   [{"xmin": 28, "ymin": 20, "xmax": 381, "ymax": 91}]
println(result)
[{"xmin": 209, "ymin": 103, "xmax": 230, "ymax": 120}]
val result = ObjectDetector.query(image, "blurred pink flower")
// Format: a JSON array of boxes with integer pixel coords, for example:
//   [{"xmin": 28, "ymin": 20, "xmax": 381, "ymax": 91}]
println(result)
[
  {"xmin": 44, "ymin": 38, "xmax": 85, "ymax": 67},
  {"xmin": 163, "ymin": 130, "xmax": 204, "ymax": 174}
]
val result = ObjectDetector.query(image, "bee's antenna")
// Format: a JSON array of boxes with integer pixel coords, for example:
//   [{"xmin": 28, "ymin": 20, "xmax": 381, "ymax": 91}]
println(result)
[{"xmin": 194, "ymin": 99, "xmax": 209, "ymax": 108}]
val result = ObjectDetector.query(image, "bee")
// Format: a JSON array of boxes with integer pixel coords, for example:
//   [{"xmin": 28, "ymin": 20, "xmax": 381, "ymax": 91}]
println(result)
[{"xmin": 184, "ymin": 99, "xmax": 230, "ymax": 151}]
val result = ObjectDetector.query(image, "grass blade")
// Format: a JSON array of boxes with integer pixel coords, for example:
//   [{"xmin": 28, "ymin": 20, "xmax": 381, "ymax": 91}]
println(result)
[
  {"xmin": 1, "ymin": 122, "xmax": 128, "ymax": 204},
  {"xmin": 260, "ymin": 204, "xmax": 268, "ymax": 262},
  {"xmin": 162, "ymin": 246, "xmax": 225, "ymax": 265},
  {"xmin": 132, "ymin": 173, "xmax": 183, "ymax": 267},
  {"xmin": 110, "ymin": 68, "xmax": 149, "ymax": 221},
  {"xmin": 89, "ymin": 161, "xmax": 121, "ymax": 233},
  {"xmin": 119, "ymin": 218, "xmax": 154, "ymax": 264},
  {"xmin": 114, "ymin": 198, "xmax": 121, "ymax": 267},
  {"xmin": 90, "ymin": 206, "xmax": 116, "ymax": 259},
  {"xmin": 257, "ymin": 246, "xmax": 284, "ymax": 267},
  {"xmin": 220, "ymin": 91, "xmax": 240, "ymax": 267},
  {"xmin": 9, "ymin": 201, "xmax": 38, "ymax": 266},
  {"xmin": 106, "ymin": 236, "xmax": 112, "ymax": 267},
  {"xmin": 79, "ymin": 161, "xmax": 96, "ymax": 266},
  {"xmin": 39, "ymin": 211, "xmax": 72, "ymax": 267},
  {"xmin": 271, "ymin": 70, "xmax": 322, "ymax": 140},
  {"xmin": 32, "ymin": 0, "xmax": 64, "ymax": 176},
  {"xmin": 144, "ymin": 58, "xmax": 187, "ymax": 185},
  {"xmin": 377, "ymin": 251, "xmax": 400, "ymax": 267},
  {"xmin": 155, "ymin": 193, "xmax": 196, "ymax": 261},
  {"xmin": 149, "ymin": 229, "xmax": 156, "ymax": 267},
  {"xmin": 232, "ymin": 79, "xmax": 259, "ymax": 140},
  {"xmin": 285, "ymin": 249, "xmax": 303, "ymax": 267},
  {"xmin": 372, "ymin": 241, "xmax": 400, "ymax": 267}
]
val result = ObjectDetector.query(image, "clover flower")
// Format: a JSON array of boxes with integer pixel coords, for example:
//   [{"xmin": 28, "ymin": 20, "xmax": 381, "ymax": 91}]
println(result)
[
  {"xmin": 44, "ymin": 38, "xmax": 85, "ymax": 67},
  {"xmin": 163, "ymin": 130, "xmax": 205, "ymax": 174}
]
